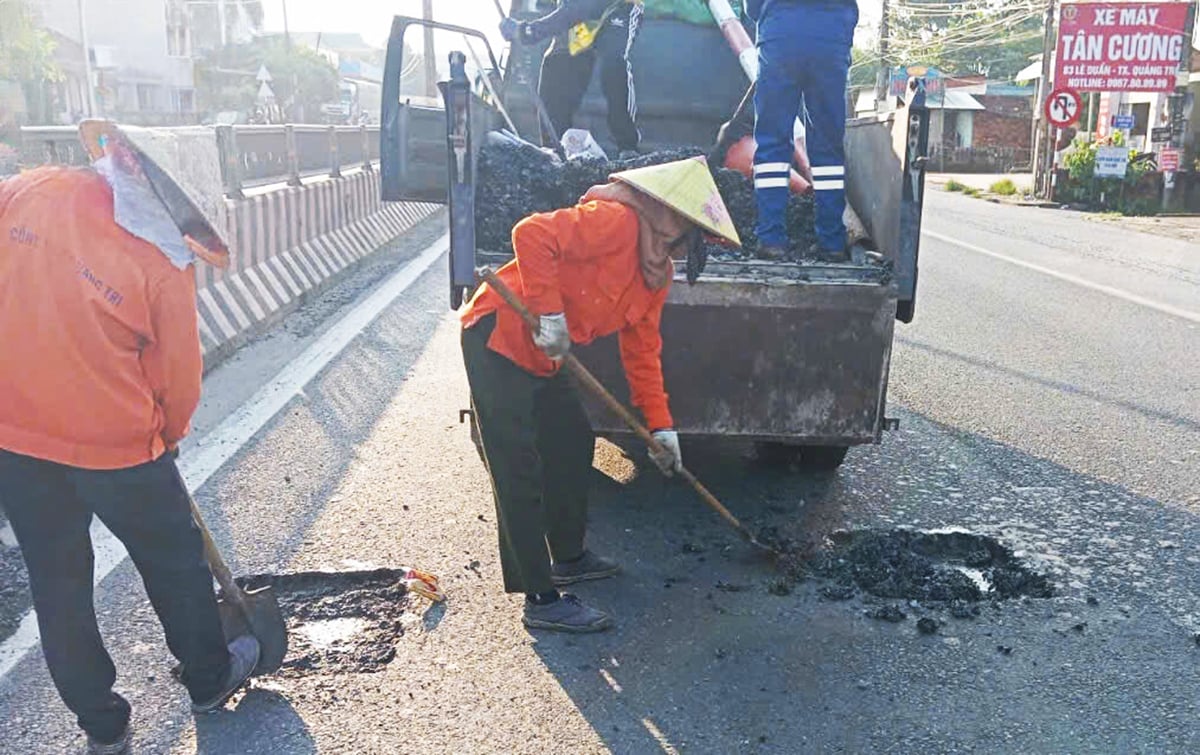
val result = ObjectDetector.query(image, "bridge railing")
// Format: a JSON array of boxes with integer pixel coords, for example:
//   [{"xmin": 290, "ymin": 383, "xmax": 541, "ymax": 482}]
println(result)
[{"xmin": 18, "ymin": 124, "xmax": 381, "ymax": 198}]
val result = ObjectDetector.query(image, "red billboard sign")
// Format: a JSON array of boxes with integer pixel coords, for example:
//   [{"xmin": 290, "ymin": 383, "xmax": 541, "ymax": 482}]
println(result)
[{"xmin": 1055, "ymin": 2, "xmax": 1190, "ymax": 92}]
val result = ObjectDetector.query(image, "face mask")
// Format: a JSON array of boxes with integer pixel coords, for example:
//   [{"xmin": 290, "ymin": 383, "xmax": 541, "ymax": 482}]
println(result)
[{"xmin": 92, "ymin": 153, "xmax": 195, "ymax": 270}]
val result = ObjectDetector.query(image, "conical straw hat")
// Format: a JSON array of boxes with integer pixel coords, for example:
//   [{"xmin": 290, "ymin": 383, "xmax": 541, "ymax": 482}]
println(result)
[
  {"xmin": 79, "ymin": 119, "xmax": 230, "ymax": 267},
  {"xmin": 611, "ymin": 156, "xmax": 740, "ymax": 246}
]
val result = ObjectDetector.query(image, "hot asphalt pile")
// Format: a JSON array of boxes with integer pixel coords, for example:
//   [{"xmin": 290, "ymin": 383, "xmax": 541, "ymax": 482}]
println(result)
[
  {"xmin": 474, "ymin": 137, "xmax": 819, "ymax": 258},
  {"xmin": 763, "ymin": 527, "xmax": 1053, "ymax": 623},
  {"xmin": 239, "ymin": 569, "xmax": 417, "ymax": 676}
]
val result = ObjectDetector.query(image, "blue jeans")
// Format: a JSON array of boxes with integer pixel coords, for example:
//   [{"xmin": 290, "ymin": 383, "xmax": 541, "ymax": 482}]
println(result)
[
  {"xmin": 0, "ymin": 450, "xmax": 229, "ymax": 743},
  {"xmin": 753, "ymin": 2, "xmax": 858, "ymax": 251}
]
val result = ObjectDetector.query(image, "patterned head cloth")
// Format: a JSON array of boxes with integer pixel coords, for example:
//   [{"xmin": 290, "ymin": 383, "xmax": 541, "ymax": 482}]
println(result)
[{"xmin": 79, "ymin": 120, "xmax": 230, "ymax": 268}]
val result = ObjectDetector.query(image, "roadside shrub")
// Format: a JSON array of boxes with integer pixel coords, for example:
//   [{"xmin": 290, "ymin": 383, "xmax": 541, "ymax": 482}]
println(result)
[
  {"xmin": 989, "ymin": 178, "xmax": 1017, "ymax": 196},
  {"xmin": 1059, "ymin": 131, "xmax": 1161, "ymax": 216},
  {"xmin": 944, "ymin": 179, "xmax": 966, "ymax": 192}
]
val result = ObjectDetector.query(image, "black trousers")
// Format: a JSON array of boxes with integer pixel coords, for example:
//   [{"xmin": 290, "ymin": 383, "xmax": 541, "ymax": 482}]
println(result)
[
  {"xmin": 461, "ymin": 315, "xmax": 596, "ymax": 594},
  {"xmin": 0, "ymin": 450, "xmax": 230, "ymax": 743},
  {"xmin": 538, "ymin": 13, "xmax": 643, "ymax": 153}
]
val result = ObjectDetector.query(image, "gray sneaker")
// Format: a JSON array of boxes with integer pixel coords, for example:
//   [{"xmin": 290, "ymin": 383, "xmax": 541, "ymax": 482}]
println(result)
[
  {"xmin": 191, "ymin": 634, "xmax": 260, "ymax": 714},
  {"xmin": 523, "ymin": 593, "xmax": 613, "ymax": 633},
  {"xmin": 87, "ymin": 726, "xmax": 131, "ymax": 755},
  {"xmin": 551, "ymin": 550, "xmax": 620, "ymax": 586}
]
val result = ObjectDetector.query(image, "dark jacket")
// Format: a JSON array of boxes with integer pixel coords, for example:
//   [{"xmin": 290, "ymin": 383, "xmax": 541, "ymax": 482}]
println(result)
[
  {"xmin": 525, "ymin": 0, "xmax": 637, "ymax": 55},
  {"xmin": 746, "ymin": 0, "xmax": 856, "ymax": 20}
]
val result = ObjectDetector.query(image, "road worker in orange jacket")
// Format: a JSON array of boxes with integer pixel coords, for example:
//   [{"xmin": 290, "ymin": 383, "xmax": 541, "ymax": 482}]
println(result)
[
  {"xmin": 460, "ymin": 156, "xmax": 739, "ymax": 633},
  {"xmin": 0, "ymin": 121, "xmax": 259, "ymax": 754}
]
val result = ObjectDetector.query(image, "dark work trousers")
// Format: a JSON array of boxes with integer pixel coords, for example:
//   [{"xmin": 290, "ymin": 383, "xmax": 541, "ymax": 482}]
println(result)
[
  {"xmin": 0, "ymin": 449, "xmax": 230, "ymax": 743},
  {"xmin": 461, "ymin": 315, "xmax": 595, "ymax": 595},
  {"xmin": 538, "ymin": 5, "xmax": 643, "ymax": 153},
  {"xmin": 753, "ymin": 1, "xmax": 857, "ymax": 251}
]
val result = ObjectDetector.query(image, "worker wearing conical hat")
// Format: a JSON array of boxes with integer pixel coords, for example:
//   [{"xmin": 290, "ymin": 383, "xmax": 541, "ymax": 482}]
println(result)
[
  {"xmin": 461, "ymin": 156, "xmax": 738, "ymax": 634},
  {"xmin": 0, "ymin": 121, "xmax": 258, "ymax": 754}
]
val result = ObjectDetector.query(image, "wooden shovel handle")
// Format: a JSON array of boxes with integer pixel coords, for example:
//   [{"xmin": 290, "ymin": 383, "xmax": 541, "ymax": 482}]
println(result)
[
  {"xmin": 187, "ymin": 492, "xmax": 249, "ymax": 611},
  {"xmin": 478, "ymin": 269, "xmax": 757, "ymax": 542}
]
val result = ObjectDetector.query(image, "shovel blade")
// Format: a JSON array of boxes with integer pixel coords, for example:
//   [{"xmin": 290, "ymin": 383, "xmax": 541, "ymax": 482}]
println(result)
[{"xmin": 217, "ymin": 585, "xmax": 288, "ymax": 676}]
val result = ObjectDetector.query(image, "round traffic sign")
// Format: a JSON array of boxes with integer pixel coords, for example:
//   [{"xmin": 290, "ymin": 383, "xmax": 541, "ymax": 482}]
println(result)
[{"xmin": 1045, "ymin": 87, "xmax": 1082, "ymax": 128}]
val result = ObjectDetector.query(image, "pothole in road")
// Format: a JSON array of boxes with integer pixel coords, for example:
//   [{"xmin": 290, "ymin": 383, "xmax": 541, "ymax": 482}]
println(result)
[
  {"xmin": 770, "ymin": 528, "xmax": 1054, "ymax": 604},
  {"xmin": 238, "ymin": 569, "xmax": 422, "ymax": 676}
]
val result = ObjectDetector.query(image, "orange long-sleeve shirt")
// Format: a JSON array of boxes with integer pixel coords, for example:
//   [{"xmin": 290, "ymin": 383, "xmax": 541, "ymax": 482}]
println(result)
[
  {"xmin": 0, "ymin": 167, "xmax": 203, "ymax": 470},
  {"xmin": 461, "ymin": 199, "xmax": 673, "ymax": 430}
]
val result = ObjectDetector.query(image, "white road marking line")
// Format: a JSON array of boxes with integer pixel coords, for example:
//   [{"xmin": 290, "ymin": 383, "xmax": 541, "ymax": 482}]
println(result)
[
  {"xmin": 0, "ymin": 233, "xmax": 448, "ymax": 681},
  {"xmin": 924, "ymin": 230, "xmax": 1200, "ymax": 324}
]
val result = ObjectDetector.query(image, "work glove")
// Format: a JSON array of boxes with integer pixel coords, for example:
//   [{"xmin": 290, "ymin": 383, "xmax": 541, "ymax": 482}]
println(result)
[
  {"xmin": 649, "ymin": 429, "xmax": 683, "ymax": 476},
  {"xmin": 532, "ymin": 313, "xmax": 571, "ymax": 360},
  {"xmin": 499, "ymin": 16, "xmax": 520, "ymax": 42}
]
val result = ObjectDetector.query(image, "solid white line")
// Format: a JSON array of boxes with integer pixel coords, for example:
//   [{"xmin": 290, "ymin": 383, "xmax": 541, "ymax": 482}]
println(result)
[
  {"xmin": 0, "ymin": 233, "xmax": 449, "ymax": 681},
  {"xmin": 924, "ymin": 230, "xmax": 1200, "ymax": 324}
]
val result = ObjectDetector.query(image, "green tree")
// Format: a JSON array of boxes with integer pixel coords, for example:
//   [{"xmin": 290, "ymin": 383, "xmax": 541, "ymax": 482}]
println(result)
[
  {"xmin": 0, "ymin": 0, "xmax": 62, "ymax": 124},
  {"xmin": 195, "ymin": 39, "xmax": 339, "ymax": 122},
  {"xmin": 850, "ymin": 47, "xmax": 880, "ymax": 88},
  {"xmin": 888, "ymin": 0, "xmax": 1043, "ymax": 81}
]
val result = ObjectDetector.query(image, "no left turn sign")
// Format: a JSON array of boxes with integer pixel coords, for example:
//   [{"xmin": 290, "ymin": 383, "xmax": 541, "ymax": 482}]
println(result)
[{"xmin": 1045, "ymin": 87, "xmax": 1082, "ymax": 128}]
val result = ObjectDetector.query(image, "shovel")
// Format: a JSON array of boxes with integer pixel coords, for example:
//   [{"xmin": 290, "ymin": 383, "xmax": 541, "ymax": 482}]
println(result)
[
  {"xmin": 187, "ymin": 494, "xmax": 289, "ymax": 675},
  {"xmin": 479, "ymin": 269, "xmax": 778, "ymax": 556}
]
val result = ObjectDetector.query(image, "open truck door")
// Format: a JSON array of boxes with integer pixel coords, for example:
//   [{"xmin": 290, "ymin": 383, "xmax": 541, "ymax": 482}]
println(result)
[
  {"xmin": 380, "ymin": 16, "xmax": 502, "ymax": 308},
  {"xmin": 844, "ymin": 82, "xmax": 930, "ymax": 324}
]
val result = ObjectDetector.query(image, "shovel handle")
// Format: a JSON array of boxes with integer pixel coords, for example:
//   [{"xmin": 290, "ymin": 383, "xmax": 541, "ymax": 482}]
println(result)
[
  {"xmin": 478, "ymin": 269, "xmax": 763, "ymax": 547},
  {"xmin": 187, "ymin": 493, "xmax": 249, "ymax": 611}
]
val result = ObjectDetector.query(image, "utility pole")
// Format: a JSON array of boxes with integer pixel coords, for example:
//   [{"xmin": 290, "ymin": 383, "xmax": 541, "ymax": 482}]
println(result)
[
  {"xmin": 423, "ymin": 0, "xmax": 437, "ymax": 99},
  {"xmin": 876, "ymin": 0, "xmax": 891, "ymax": 106},
  {"xmin": 217, "ymin": 0, "xmax": 227, "ymax": 47},
  {"xmin": 1162, "ymin": 2, "xmax": 1196, "ymax": 211},
  {"xmin": 1033, "ymin": 0, "xmax": 1057, "ymax": 199},
  {"xmin": 78, "ymin": 0, "xmax": 97, "ymax": 117},
  {"xmin": 281, "ymin": 0, "xmax": 291, "ymax": 49}
]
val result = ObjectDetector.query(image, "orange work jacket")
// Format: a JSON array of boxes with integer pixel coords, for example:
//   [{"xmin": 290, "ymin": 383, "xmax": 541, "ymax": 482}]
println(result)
[
  {"xmin": 461, "ymin": 199, "xmax": 673, "ymax": 431},
  {"xmin": 0, "ymin": 167, "xmax": 203, "ymax": 470}
]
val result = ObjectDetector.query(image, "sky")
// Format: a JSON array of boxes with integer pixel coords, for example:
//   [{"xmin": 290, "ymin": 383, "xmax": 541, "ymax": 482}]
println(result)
[{"xmin": 260, "ymin": 0, "xmax": 885, "ymax": 51}]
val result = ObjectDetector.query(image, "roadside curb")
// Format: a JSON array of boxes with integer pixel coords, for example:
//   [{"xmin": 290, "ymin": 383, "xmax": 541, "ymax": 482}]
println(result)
[{"xmin": 192, "ymin": 170, "xmax": 441, "ymax": 371}]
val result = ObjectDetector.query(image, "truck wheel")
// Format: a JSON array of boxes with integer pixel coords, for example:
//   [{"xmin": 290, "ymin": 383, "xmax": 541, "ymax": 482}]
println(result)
[
  {"xmin": 798, "ymin": 445, "xmax": 849, "ymax": 471},
  {"xmin": 754, "ymin": 443, "xmax": 849, "ymax": 471},
  {"xmin": 754, "ymin": 442, "xmax": 803, "ymax": 466}
]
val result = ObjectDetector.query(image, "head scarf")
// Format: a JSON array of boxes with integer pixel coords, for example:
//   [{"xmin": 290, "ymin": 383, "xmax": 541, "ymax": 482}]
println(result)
[
  {"xmin": 92, "ymin": 135, "xmax": 195, "ymax": 269},
  {"xmin": 581, "ymin": 181, "xmax": 694, "ymax": 290}
]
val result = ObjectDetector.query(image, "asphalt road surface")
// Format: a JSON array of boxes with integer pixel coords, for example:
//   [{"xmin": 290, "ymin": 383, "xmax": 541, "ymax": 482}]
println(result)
[{"xmin": 0, "ymin": 192, "xmax": 1197, "ymax": 754}]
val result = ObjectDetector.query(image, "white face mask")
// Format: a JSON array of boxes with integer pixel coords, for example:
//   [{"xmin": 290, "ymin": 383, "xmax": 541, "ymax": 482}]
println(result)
[{"xmin": 92, "ymin": 154, "xmax": 195, "ymax": 270}]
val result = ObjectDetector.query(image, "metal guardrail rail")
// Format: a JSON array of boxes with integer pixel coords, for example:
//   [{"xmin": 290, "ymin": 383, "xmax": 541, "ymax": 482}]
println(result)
[{"xmin": 19, "ymin": 124, "xmax": 381, "ymax": 197}]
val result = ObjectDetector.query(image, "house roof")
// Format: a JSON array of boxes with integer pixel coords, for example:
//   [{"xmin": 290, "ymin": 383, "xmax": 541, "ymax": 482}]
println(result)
[
  {"xmin": 927, "ymin": 90, "xmax": 986, "ymax": 111},
  {"xmin": 1014, "ymin": 60, "xmax": 1043, "ymax": 83}
]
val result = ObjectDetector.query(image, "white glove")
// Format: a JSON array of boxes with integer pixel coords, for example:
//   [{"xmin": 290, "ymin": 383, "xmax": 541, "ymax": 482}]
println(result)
[
  {"xmin": 532, "ymin": 313, "xmax": 571, "ymax": 360},
  {"xmin": 649, "ymin": 429, "xmax": 683, "ymax": 476}
]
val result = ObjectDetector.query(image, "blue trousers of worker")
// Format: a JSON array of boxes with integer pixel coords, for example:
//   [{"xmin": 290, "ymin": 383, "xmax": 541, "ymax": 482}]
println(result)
[
  {"xmin": 0, "ymin": 450, "xmax": 230, "ymax": 744},
  {"xmin": 753, "ymin": 2, "xmax": 858, "ymax": 251}
]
